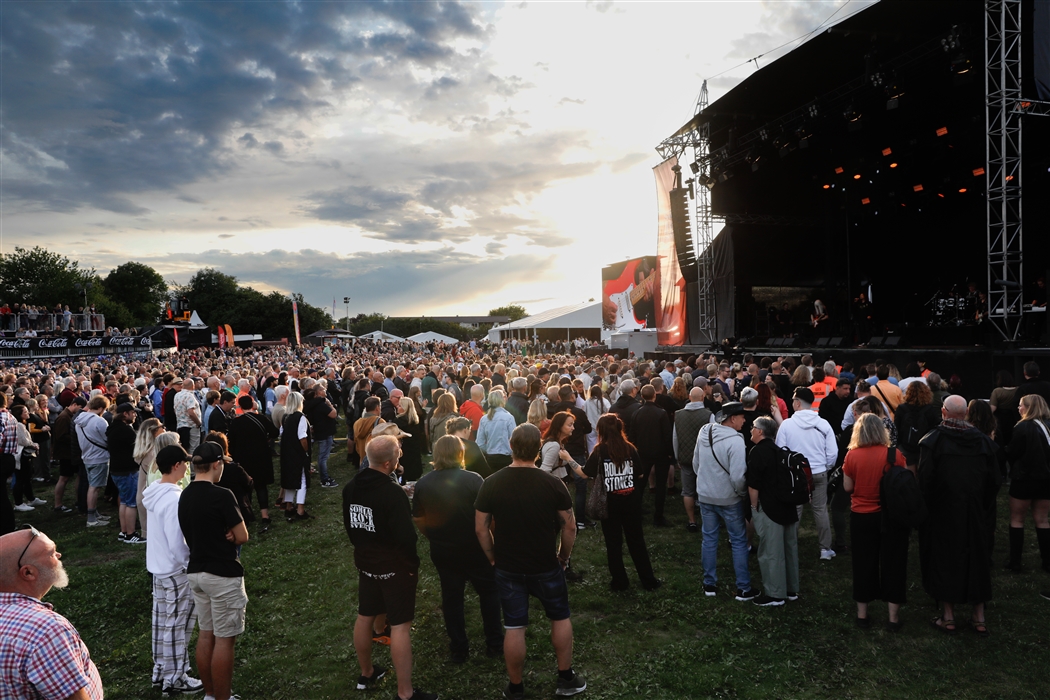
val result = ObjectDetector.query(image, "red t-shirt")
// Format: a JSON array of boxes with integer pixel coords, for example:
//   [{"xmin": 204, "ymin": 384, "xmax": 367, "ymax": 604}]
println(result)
[{"xmin": 843, "ymin": 445, "xmax": 907, "ymax": 514}]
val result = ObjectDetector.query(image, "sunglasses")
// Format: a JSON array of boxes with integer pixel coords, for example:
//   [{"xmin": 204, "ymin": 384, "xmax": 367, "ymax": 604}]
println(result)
[{"xmin": 17, "ymin": 524, "xmax": 40, "ymax": 570}]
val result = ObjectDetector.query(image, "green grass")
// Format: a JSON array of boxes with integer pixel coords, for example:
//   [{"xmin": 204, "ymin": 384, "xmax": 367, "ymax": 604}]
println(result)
[{"xmin": 20, "ymin": 425, "xmax": 1050, "ymax": 700}]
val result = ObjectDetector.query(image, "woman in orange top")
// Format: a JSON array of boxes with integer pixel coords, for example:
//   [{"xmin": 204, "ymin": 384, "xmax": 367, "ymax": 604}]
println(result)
[{"xmin": 843, "ymin": 413, "xmax": 908, "ymax": 631}]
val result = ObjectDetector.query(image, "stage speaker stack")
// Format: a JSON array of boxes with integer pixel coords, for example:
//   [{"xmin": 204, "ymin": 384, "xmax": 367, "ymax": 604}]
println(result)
[
  {"xmin": 884, "ymin": 336, "xmax": 903, "ymax": 347},
  {"xmin": 867, "ymin": 336, "xmax": 884, "ymax": 347},
  {"xmin": 670, "ymin": 187, "xmax": 698, "ymax": 278}
]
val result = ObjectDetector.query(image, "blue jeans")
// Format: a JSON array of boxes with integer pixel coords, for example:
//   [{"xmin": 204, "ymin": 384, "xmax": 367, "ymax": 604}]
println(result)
[
  {"xmin": 494, "ymin": 567, "xmax": 571, "ymax": 629},
  {"xmin": 316, "ymin": 435, "xmax": 334, "ymax": 481},
  {"xmin": 699, "ymin": 501, "xmax": 751, "ymax": 590}
]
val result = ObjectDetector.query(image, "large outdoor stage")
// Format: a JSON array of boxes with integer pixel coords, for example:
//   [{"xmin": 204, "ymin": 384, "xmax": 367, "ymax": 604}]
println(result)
[{"xmin": 652, "ymin": 0, "xmax": 1050, "ymax": 360}]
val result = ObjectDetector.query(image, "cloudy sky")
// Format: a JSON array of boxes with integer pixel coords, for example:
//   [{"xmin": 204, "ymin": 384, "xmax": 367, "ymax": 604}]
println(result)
[{"xmin": 1, "ymin": 0, "xmax": 874, "ymax": 319}]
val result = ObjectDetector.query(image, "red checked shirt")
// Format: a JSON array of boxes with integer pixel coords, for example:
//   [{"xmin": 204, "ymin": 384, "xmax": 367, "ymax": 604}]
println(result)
[
  {"xmin": 0, "ymin": 592, "xmax": 103, "ymax": 700},
  {"xmin": 0, "ymin": 408, "xmax": 17, "ymax": 455}
]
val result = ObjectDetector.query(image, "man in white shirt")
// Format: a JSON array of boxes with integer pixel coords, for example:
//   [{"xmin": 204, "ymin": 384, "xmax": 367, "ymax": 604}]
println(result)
[
  {"xmin": 775, "ymin": 387, "xmax": 838, "ymax": 561},
  {"xmin": 173, "ymin": 380, "xmax": 203, "ymax": 454}
]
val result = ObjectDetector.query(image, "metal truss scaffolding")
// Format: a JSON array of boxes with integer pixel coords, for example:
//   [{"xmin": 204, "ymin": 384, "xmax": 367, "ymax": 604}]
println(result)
[
  {"xmin": 986, "ymin": 0, "xmax": 1025, "ymax": 341},
  {"xmin": 656, "ymin": 81, "xmax": 719, "ymax": 344}
]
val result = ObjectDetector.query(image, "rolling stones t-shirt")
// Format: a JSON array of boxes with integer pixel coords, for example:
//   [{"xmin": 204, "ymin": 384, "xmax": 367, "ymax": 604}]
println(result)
[{"xmin": 583, "ymin": 444, "xmax": 644, "ymax": 497}]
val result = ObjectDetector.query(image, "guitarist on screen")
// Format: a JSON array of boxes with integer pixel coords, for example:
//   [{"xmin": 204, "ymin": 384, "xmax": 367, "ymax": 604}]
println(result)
[{"xmin": 631, "ymin": 259, "xmax": 657, "ymax": 328}]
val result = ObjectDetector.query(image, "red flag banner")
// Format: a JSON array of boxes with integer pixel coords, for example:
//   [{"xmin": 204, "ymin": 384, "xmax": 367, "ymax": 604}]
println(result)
[{"xmin": 653, "ymin": 156, "xmax": 686, "ymax": 346}]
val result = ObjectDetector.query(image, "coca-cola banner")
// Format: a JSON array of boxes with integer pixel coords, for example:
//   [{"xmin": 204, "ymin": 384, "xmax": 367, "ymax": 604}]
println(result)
[{"xmin": 0, "ymin": 336, "xmax": 152, "ymax": 352}]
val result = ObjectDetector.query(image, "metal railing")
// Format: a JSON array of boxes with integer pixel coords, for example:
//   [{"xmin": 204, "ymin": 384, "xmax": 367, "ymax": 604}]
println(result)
[{"xmin": 0, "ymin": 312, "xmax": 106, "ymax": 333}]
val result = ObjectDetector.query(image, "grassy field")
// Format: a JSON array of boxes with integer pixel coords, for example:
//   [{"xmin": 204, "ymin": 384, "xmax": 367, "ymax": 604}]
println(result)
[{"xmin": 17, "ymin": 422, "xmax": 1050, "ymax": 700}]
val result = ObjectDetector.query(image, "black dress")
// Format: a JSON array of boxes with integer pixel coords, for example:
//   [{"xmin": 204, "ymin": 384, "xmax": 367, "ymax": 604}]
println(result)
[
  {"xmin": 228, "ymin": 412, "xmax": 279, "ymax": 487},
  {"xmin": 280, "ymin": 411, "xmax": 311, "ymax": 491},
  {"xmin": 396, "ymin": 415, "xmax": 425, "ymax": 482}
]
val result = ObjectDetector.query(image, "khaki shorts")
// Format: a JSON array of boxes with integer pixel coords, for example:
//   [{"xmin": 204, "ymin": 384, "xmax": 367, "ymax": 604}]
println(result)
[{"xmin": 187, "ymin": 572, "xmax": 247, "ymax": 638}]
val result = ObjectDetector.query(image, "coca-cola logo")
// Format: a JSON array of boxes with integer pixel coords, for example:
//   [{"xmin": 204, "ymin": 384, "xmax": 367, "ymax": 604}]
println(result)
[
  {"xmin": 108, "ymin": 337, "xmax": 136, "ymax": 346},
  {"xmin": 74, "ymin": 337, "xmax": 103, "ymax": 347},
  {"xmin": 0, "ymin": 339, "xmax": 30, "ymax": 349},
  {"xmin": 38, "ymin": 338, "xmax": 68, "ymax": 349}
]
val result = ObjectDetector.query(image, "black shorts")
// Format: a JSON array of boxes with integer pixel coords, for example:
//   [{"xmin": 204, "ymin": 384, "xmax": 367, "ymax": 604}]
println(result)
[
  {"xmin": 59, "ymin": 458, "xmax": 77, "ymax": 478},
  {"xmin": 1009, "ymin": 478, "xmax": 1050, "ymax": 501},
  {"xmin": 358, "ymin": 569, "xmax": 418, "ymax": 626}
]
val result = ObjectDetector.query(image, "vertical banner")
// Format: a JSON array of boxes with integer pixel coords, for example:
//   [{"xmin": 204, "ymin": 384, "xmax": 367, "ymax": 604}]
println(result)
[
  {"xmin": 654, "ymin": 156, "xmax": 686, "ymax": 345},
  {"xmin": 173, "ymin": 327, "xmax": 179, "ymax": 351},
  {"xmin": 292, "ymin": 301, "xmax": 302, "ymax": 345},
  {"xmin": 217, "ymin": 325, "xmax": 227, "ymax": 349}
]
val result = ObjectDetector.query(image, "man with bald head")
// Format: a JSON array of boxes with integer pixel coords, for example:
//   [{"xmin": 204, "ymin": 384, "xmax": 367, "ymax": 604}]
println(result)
[
  {"xmin": 674, "ymin": 387, "xmax": 715, "ymax": 532},
  {"xmin": 917, "ymin": 394, "xmax": 1002, "ymax": 634},
  {"xmin": 0, "ymin": 527, "xmax": 103, "ymax": 699}
]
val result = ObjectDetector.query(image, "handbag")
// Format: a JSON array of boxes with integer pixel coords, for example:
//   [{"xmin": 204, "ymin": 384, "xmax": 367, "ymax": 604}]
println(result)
[{"xmin": 586, "ymin": 459, "xmax": 609, "ymax": 521}]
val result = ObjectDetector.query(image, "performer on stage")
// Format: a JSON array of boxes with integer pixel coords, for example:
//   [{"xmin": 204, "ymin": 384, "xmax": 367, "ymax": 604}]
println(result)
[{"xmin": 854, "ymin": 293, "xmax": 874, "ymax": 342}]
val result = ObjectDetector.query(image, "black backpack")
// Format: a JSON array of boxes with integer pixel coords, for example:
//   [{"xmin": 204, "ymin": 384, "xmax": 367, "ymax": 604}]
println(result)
[
  {"xmin": 879, "ymin": 448, "xmax": 928, "ymax": 529},
  {"xmin": 774, "ymin": 445, "xmax": 813, "ymax": 506}
]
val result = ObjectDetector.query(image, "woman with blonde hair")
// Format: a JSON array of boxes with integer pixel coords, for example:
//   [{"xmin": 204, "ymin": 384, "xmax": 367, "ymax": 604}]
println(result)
[
  {"xmin": 428, "ymin": 392, "xmax": 458, "ymax": 449},
  {"xmin": 843, "ymin": 413, "xmax": 909, "ymax": 630},
  {"xmin": 396, "ymin": 394, "xmax": 426, "ymax": 481},
  {"xmin": 476, "ymin": 388, "xmax": 515, "ymax": 472},
  {"xmin": 133, "ymin": 417, "xmax": 165, "ymax": 539},
  {"xmin": 527, "ymin": 397, "xmax": 549, "ymax": 434},
  {"xmin": 1005, "ymin": 394, "xmax": 1050, "ymax": 572},
  {"xmin": 146, "ymin": 431, "xmax": 185, "ymax": 487}
]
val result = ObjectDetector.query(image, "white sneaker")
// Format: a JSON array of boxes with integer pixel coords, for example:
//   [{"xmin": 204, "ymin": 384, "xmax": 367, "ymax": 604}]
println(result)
[
  {"xmin": 820, "ymin": 549, "xmax": 836, "ymax": 561},
  {"xmin": 162, "ymin": 674, "xmax": 203, "ymax": 694},
  {"xmin": 29, "ymin": 498, "xmax": 48, "ymax": 506},
  {"xmin": 13, "ymin": 503, "xmax": 35, "ymax": 512},
  {"xmin": 86, "ymin": 519, "xmax": 109, "ymax": 527}
]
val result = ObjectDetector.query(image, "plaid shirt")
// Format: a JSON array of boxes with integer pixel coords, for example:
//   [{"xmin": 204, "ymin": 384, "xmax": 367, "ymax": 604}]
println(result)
[
  {"xmin": 0, "ymin": 592, "xmax": 103, "ymax": 700},
  {"xmin": 0, "ymin": 408, "xmax": 17, "ymax": 455}
]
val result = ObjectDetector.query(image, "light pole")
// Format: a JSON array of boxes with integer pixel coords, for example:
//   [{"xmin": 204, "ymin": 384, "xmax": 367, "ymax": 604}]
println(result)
[{"xmin": 343, "ymin": 296, "xmax": 351, "ymax": 334}]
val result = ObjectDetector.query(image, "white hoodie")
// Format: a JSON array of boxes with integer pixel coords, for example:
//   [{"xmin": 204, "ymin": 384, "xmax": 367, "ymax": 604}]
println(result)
[
  {"xmin": 141, "ymin": 481, "xmax": 190, "ymax": 577},
  {"xmin": 775, "ymin": 408, "xmax": 837, "ymax": 474}
]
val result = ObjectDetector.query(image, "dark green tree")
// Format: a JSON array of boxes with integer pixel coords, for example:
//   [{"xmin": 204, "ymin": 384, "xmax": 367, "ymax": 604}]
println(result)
[
  {"xmin": 488, "ymin": 304, "xmax": 528, "ymax": 321},
  {"xmin": 0, "ymin": 246, "xmax": 94, "ymax": 309},
  {"xmin": 102, "ymin": 261, "xmax": 169, "ymax": 326}
]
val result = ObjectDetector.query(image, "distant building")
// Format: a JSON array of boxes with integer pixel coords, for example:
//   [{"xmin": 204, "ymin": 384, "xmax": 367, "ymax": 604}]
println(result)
[{"xmin": 392, "ymin": 315, "xmax": 510, "ymax": 330}]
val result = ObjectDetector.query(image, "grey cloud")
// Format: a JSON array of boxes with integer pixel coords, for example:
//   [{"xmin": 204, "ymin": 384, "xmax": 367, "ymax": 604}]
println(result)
[
  {"xmin": 1, "ymin": 1, "xmax": 488, "ymax": 214},
  {"xmin": 609, "ymin": 152, "xmax": 649, "ymax": 173},
  {"xmin": 262, "ymin": 140, "xmax": 284, "ymax": 154},
  {"xmin": 558, "ymin": 97, "xmax": 586, "ymax": 106},
  {"xmin": 238, "ymin": 133, "xmax": 260, "ymax": 149},
  {"xmin": 123, "ymin": 248, "xmax": 551, "ymax": 315}
]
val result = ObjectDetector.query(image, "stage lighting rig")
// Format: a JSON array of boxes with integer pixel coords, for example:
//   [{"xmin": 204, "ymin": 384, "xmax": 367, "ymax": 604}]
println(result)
[{"xmin": 689, "ymin": 161, "xmax": 701, "ymax": 174}]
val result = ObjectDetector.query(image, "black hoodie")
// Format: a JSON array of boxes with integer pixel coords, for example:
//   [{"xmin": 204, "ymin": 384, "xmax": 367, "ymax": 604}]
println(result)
[{"xmin": 343, "ymin": 468, "xmax": 419, "ymax": 574}]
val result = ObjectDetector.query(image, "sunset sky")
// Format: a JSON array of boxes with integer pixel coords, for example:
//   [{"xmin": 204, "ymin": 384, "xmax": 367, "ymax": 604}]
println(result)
[{"xmin": 1, "ymin": 0, "xmax": 875, "ymax": 319}]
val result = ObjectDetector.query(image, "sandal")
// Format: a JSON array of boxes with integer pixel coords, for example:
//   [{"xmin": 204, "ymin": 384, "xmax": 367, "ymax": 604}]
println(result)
[
  {"xmin": 930, "ymin": 617, "xmax": 957, "ymax": 635},
  {"xmin": 971, "ymin": 618, "xmax": 989, "ymax": 637}
]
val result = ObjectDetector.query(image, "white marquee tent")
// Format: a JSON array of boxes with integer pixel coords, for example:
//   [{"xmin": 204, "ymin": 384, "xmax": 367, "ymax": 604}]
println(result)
[
  {"xmin": 489, "ymin": 302, "xmax": 604, "ymax": 342},
  {"xmin": 406, "ymin": 331, "xmax": 459, "ymax": 344},
  {"xmin": 357, "ymin": 330, "xmax": 407, "ymax": 342}
]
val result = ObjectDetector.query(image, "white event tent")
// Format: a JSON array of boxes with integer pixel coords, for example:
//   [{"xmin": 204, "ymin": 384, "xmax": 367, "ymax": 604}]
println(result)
[
  {"xmin": 406, "ymin": 331, "xmax": 459, "ymax": 344},
  {"xmin": 489, "ymin": 302, "xmax": 603, "ymax": 343}
]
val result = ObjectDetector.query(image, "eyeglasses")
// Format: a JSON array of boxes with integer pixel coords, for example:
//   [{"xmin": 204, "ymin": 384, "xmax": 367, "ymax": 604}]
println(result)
[{"xmin": 16, "ymin": 524, "xmax": 40, "ymax": 570}]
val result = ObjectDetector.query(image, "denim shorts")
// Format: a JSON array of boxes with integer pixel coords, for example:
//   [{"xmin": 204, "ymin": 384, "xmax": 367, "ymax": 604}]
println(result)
[
  {"xmin": 494, "ymin": 566, "xmax": 571, "ymax": 629},
  {"xmin": 84, "ymin": 462, "xmax": 109, "ymax": 489},
  {"xmin": 112, "ymin": 473, "xmax": 138, "ymax": 507}
]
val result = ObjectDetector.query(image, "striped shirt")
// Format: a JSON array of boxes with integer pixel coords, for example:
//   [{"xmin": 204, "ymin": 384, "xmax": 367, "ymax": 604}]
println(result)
[{"xmin": 0, "ymin": 592, "xmax": 103, "ymax": 699}]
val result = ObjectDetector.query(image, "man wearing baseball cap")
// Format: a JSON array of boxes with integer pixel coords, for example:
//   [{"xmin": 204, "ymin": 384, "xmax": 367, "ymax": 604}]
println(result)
[
  {"xmin": 108, "ymin": 403, "xmax": 143, "ymax": 544},
  {"xmin": 178, "ymin": 442, "xmax": 248, "ymax": 700},
  {"xmin": 142, "ymin": 444, "xmax": 202, "ymax": 695}
]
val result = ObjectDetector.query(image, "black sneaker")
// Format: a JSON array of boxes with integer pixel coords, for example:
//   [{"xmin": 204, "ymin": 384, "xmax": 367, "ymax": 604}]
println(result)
[
  {"xmin": 396, "ymin": 691, "xmax": 439, "ymax": 700},
  {"xmin": 53, "ymin": 505, "xmax": 74, "ymax": 514},
  {"xmin": 752, "ymin": 594, "xmax": 785, "ymax": 607},
  {"xmin": 356, "ymin": 664, "xmax": 387, "ymax": 690},
  {"xmin": 555, "ymin": 670, "xmax": 587, "ymax": 696},
  {"xmin": 449, "ymin": 649, "xmax": 467, "ymax": 664},
  {"xmin": 123, "ymin": 531, "xmax": 146, "ymax": 545},
  {"xmin": 117, "ymin": 532, "xmax": 127, "ymax": 542},
  {"xmin": 786, "ymin": 592, "xmax": 800, "ymax": 602},
  {"xmin": 642, "ymin": 579, "xmax": 663, "ymax": 592},
  {"xmin": 686, "ymin": 522, "xmax": 699, "ymax": 533},
  {"xmin": 322, "ymin": 479, "xmax": 339, "ymax": 488},
  {"xmin": 735, "ymin": 588, "xmax": 759, "ymax": 602},
  {"xmin": 503, "ymin": 684, "xmax": 525, "ymax": 700},
  {"xmin": 703, "ymin": 584, "xmax": 717, "ymax": 597},
  {"xmin": 259, "ymin": 518, "xmax": 271, "ymax": 533}
]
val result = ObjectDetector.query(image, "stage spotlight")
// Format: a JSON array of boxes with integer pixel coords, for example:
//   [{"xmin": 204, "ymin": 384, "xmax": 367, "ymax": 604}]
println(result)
[
  {"xmin": 942, "ymin": 26, "xmax": 960, "ymax": 52},
  {"xmin": 973, "ymin": 167, "xmax": 985, "ymax": 176},
  {"xmin": 936, "ymin": 126, "xmax": 948, "ymax": 136},
  {"xmin": 808, "ymin": 103, "xmax": 819, "ymax": 117},
  {"xmin": 696, "ymin": 173, "xmax": 715, "ymax": 190},
  {"xmin": 689, "ymin": 161, "xmax": 700, "ymax": 175},
  {"xmin": 861, "ymin": 197, "xmax": 871, "ymax": 205},
  {"xmin": 759, "ymin": 128, "xmax": 769, "ymax": 141},
  {"xmin": 823, "ymin": 184, "xmax": 831, "ymax": 189},
  {"xmin": 882, "ymin": 147, "xmax": 892, "ymax": 156},
  {"xmin": 844, "ymin": 104, "xmax": 862, "ymax": 122},
  {"xmin": 853, "ymin": 174, "xmax": 861, "ymax": 180},
  {"xmin": 835, "ymin": 167, "xmax": 844, "ymax": 174},
  {"xmin": 913, "ymin": 184, "xmax": 923, "ymax": 192},
  {"xmin": 890, "ymin": 162, "xmax": 898, "ymax": 168}
]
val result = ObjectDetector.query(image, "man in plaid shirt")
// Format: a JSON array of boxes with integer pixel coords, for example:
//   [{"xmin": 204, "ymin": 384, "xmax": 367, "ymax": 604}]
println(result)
[
  {"xmin": 0, "ymin": 526, "xmax": 103, "ymax": 699},
  {"xmin": 1, "ymin": 392, "xmax": 19, "ymax": 535}
]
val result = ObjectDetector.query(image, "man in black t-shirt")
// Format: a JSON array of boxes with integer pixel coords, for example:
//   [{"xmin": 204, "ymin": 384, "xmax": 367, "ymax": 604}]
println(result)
[
  {"xmin": 343, "ymin": 435, "xmax": 436, "ymax": 700},
  {"xmin": 474, "ymin": 424, "xmax": 586, "ymax": 700},
  {"xmin": 207, "ymin": 392, "xmax": 237, "ymax": 435},
  {"xmin": 413, "ymin": 435, "xmax": 503, "ymax": 663},
  {"xmin": 178, "ymin": 442, "xmax": 249, "ymax": 700}
]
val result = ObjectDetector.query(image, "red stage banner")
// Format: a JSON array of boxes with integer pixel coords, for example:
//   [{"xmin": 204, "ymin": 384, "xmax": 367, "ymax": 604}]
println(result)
[{"xmin": 654, "ymin": 157, "xmax": 686, "ymax": 345}]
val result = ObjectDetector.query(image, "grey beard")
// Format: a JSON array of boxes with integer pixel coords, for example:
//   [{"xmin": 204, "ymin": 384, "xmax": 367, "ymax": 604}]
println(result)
[{"xmin": 45, "ymin": 561, "xmax": 71, "ymax": 590}]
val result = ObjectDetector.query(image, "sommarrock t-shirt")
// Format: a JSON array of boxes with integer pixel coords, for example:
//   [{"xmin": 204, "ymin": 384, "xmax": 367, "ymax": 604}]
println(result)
[
  {"xmin": 474, "ymin": 466, "xmax": 573, "ymax": 575},
  {"xmin": 178, "ymin": 480, "xmax": 245, "ymax": 578}
]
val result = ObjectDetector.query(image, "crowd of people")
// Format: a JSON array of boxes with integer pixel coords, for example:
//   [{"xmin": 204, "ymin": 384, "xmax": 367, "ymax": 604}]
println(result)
[
  {"xmin": 2, "ymin": 339, "xmax": 1050, "ymax": 699},
  {"xmin": 0, "ymin": 302, "xmax": 112, "ymax": 335}
]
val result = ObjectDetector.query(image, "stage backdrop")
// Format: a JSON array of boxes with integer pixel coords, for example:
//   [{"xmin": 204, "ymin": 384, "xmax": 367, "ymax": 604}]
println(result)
[
  {"xmin": 654, "ymin": 157, "xmax": 686, "ymax": 345},
  {"xmin": 601, "ymin": 256, "xmax": 660, "ymax": 332}
]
